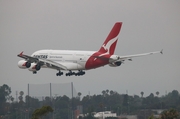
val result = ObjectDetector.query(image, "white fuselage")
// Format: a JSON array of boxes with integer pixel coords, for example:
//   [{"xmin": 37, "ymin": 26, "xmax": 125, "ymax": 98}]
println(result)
[{"xmin": 32, "ymin": 50, "xmax": 95, "ymax": 70}]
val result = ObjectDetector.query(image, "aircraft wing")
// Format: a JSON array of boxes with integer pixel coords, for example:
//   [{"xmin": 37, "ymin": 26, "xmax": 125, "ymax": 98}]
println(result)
[
  {"xmin": 118, "ymin": 49, "xmax": 163, "ymax": 62},
  {"xmin": 17, "ymin": 52, "xmax": 67, "ymax": 70},
  {"xmin": 17, "ymin": 52, "xmax": 39, "ymax": 63},
  {"xmin": 94, "ymin": 50, "xmax": 163, "ymax": 62}
]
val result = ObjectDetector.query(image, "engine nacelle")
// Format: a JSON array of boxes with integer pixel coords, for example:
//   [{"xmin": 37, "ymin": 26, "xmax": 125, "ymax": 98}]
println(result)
[
  {"xmin": 18, "ymin": 60, "xmax": 31, "ymax": 69},
  {"xmin": 28, "ymin": 63, "xmax": 41, "ymax": 71},
  {"xmin": 109, "ymin": 61, "xmax": 122, "ymax": 67},
  {"xmin": 109, "ymin": 55, "xmax": 120, "ymax": 62}
]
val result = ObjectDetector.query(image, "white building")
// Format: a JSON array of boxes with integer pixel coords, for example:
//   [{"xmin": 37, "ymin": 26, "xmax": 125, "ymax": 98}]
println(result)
[{"xmin": 94, "ymin": 111, "xmax": 117, "ymax": 119}]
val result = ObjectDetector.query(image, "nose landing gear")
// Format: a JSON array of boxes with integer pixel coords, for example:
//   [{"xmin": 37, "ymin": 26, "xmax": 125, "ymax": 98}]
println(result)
[{"xmin": 33, "ymin": 71, "xmax": 37, "ymax": 74}]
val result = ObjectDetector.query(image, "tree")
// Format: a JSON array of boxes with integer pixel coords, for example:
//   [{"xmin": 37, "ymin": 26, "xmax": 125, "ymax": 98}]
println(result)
[
  {"xmin": 160, "ymin": 108, "xmax": 179, "ymax": 119},
  {"xmin": 156, "ymin": 91, "xmax": 159, "ymax": 97},
  {"xmin": 140, "ymin": 92, "xmax": 144, "ymax": 98},
  {"xmin": 106, "ymin": 89, "xmax": 109, "ymax": 95},
  {"xmin": 78, "ymin": 92, "xmax": 82, "ymax": 100},
  {"xmin": 162, "ymin": 90, "xmax": 180, "ymax": 109},
  {"xmin": 102, "ymin": 90, "xmax": 106, "ymax": 97},
  {"xmin": 44, "ymin": 96, "xmax": 52, "ymax": 106},
  {"xmin": 171, "ymin": 90, "xmax": 179, "ymax": 98},
  {"xmin": 110, "ymin": 90, "xmax": 114, "ymax": 95},
  {"xmin": 0, "ymin": 84, "xmax": 11, "ymax": 102},
  {"xmin": 10, "ymin": 96, "xmax": 14, "ymax": 102},
  {"xmin": 31, "ymin": 105, "xmax": 53, "ymax": 119},
  {"xmin": 19, "ymin": 91, "xmax": 24, "ymax": 103},
  {"xmin": 0, "ymin": 84, "xmax": 12, "ymax": 115},
  {"xmin": 123, "ymin": 94, "xmax": 128, "ymax": 106}
]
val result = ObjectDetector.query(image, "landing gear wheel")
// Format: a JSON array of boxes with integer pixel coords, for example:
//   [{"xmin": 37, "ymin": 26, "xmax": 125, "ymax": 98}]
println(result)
[
  {"xmin": 56, "ymin": 71, "xmax": 63, "ymax": 76},
  {"xmin": 33, "ymin": 71, "xmax": 37, "ymax": 74},
  {"xmin": 66, "ymin": 70, "xmax": 75, "ymax": 76},
  {"xmin": 75, "ymin": 70, "xmax": 85, "ymax": 76}
]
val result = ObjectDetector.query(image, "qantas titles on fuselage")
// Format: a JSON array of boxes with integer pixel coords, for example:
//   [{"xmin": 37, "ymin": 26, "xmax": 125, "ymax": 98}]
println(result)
[
  {"xmin": 17, "ymin": 22, "xmax": 162, "ymax": 76},
  {"xmin": 33, "ymin": 55, "xmax": 48, "ymax": 59}
]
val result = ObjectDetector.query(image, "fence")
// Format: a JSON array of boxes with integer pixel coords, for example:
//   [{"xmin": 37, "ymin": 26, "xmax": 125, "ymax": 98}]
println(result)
[{"xmin": 28, "ymin": 82, "xmax": 77, "ymax": 100}]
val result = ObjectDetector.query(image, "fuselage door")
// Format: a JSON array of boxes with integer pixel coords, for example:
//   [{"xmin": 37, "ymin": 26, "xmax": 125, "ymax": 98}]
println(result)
[{"xmin": 74, "ymin": 53, "xmax": 86, "ymax": 70}]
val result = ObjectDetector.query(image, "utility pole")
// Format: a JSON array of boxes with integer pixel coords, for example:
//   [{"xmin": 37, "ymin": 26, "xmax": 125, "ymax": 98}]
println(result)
[
  {"xmin": 126, "ymin": 90, "xmax": 129, "ymax": 115},
  {"xmin": 16, "ymin": 91, "xmax": 18, "ymax": 102},
  {"xmin": 50, "ymin": 83, "xmax": 52, "ymax": 100},
  {"xmin": 27, "ymin": 84, "xmax": 29, "ymax": 119},
  {"xmin": 53, "ymin": 94, "xmax": 58, "ymax": 119},
  {"xmin": 71, "ymin": 82, "xmax": 74, "ymax": 119}
]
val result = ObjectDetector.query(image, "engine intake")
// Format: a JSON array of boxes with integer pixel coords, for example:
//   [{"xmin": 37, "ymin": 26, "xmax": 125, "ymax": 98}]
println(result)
[
  {"xmin": 28, "ymin": 63, "xmax": 41, "ymax": 71},
  {"xmin": 18, "ymin": 60, "xmax": 31, "ymax": 69},
  {"xmin": 109, "ymin": 61, "xmax": 122, "ymax": 67}
]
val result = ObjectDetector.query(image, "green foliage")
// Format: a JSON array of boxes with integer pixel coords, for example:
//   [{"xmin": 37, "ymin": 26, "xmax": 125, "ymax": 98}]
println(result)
[
  {"xmin": 0, "ymin": 84, "xmax": 11, "ymax": 115},
  {"xmin": 1, "ymin": 84, "xmax": 180, "ymax": 119},
  {"xmin": 141, "ymin": 92, "xmax": 144, "ymax": 97},
  {"xmin": 0, "ymin": 84, "xmax": 11, "ymax": 102},
  {"xmin": 148, "ymin": 109, "xmax": 179, "ymax": 119},
  {"xmin": 160, "ymin": 108, "xmax": 179, "ymax": 119},
  {"xmin": 31, "ymin": 105, "xmax": 53, "ymax": 119}
]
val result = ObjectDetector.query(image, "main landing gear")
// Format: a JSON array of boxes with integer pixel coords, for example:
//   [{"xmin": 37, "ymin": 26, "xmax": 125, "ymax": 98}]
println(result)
[
  {"xmin": 66, "ymin": 70, "xmax": 85, "ymax": 76},
  {"xmin": 56, "ymin": 70, "xmax": 85, "ymax": 76},
  {"xmin": 56, "ymin": 71, "xmax": 63, "ymax": 76},
  {"xmin": 75, "ymin": 70, "xmax": 85, "ymax": 76}
]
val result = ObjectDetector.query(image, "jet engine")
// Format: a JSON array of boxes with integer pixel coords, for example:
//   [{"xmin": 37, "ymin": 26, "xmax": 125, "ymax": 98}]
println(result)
[
  {"xmin": 28, "ymin": 63, "xmax": 41, "ymax": 71},
  {"xmin": 109, "ymin": 61, "xmax": 122, "ymax": 67},
  {"xmin": 18, "ymin": 60, "xmax": 31, "ymax": 69}
]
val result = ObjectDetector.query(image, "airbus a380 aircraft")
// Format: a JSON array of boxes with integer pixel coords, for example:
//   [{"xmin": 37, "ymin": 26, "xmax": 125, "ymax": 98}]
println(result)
[{"xmin": 17, "ymin": 22, "xmax": 162, "ymax": 76}]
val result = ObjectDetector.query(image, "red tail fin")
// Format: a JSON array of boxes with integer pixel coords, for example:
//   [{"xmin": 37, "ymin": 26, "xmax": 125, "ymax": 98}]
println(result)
[{"xmin": 98, "ymin": 22, "xmax": 122, "ymax": 55}]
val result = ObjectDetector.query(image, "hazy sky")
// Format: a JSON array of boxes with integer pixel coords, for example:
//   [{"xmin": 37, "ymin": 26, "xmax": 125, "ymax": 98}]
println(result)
[{"xmin": 0, "ymin": 1, "xmax": 180, "ymax": 98}]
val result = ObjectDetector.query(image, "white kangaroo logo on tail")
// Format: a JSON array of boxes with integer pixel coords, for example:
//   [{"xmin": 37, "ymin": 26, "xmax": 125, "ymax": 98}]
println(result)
[
  {"xmin": 94, "ymin": 36, "xmax": 118, "ymax": 61},
  {"xmin": 101, "ymin": 36, "xmax": 118, "ymax": 55}
]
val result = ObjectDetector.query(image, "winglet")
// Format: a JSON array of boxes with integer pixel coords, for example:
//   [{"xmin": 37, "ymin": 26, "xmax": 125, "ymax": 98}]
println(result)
[
  {"xmin": 18, "ymin": 51, "xmax": 24, "ymax": 57},
  {"xmin": 160, "ymin": 49, "xmax": 163, "ymax": 54}
]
